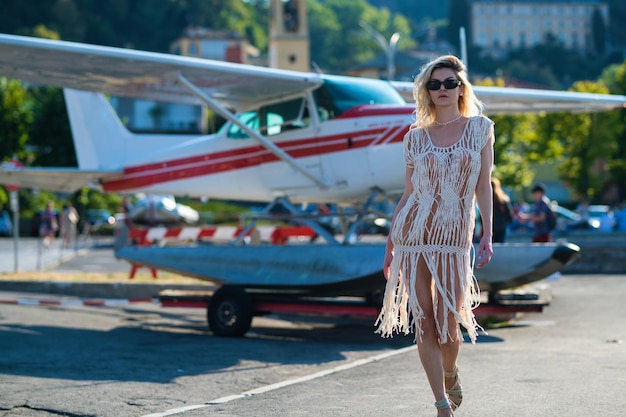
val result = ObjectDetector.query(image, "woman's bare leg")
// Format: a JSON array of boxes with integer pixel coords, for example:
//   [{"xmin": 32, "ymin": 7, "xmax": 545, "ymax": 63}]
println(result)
[
  {"xmin": 414, "ymin": 257, "xmax": 453, "ymax": 416},
  {"xmin": 437, "ymin": 256, "xmax": 464, "ymax": 405},
  {"xmin": 441, "ymin": 319, "xmax": 461, "ymax": 393}
]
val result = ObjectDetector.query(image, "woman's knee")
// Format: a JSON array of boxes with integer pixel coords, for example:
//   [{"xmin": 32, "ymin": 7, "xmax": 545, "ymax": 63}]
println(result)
[{"xmin": 417, "ymin": 315, "xmax": 439, "ymax": 341}]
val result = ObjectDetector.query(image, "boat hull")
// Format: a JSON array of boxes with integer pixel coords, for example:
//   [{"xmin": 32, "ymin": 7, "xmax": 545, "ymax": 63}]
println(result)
[{"xmin": 115, "ymin": 241, "xmax": 580, "ymax": 297}]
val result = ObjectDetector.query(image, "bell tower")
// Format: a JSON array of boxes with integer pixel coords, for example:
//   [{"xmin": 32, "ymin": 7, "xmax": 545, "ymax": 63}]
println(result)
[{"xmin": 269, "ymin": 0, "xmax": 310, "ymax": 72}]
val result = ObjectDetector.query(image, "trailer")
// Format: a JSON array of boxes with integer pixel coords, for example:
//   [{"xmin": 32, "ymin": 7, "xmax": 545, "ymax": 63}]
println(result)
[{"xmin": 157, "ymin": 283, "xmax": 552, "ymax": 337}]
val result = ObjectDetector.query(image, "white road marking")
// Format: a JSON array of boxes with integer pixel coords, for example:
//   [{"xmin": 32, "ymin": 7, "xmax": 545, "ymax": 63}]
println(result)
[{"xmin": 140, "ymin": 345, "xmax": 414, "ymax": 417}]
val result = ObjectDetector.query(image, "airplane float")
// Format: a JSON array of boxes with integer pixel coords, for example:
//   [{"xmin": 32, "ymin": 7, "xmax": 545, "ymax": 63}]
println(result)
[{"xmin": 1, "ymin": 33, "xmax": 624, "ymax": 336}]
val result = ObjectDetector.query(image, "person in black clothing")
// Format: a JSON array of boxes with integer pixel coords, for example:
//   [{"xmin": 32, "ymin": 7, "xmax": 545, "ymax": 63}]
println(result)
[{"xmin": 491, "ymin": 177, "xmax": 513, "ymax": 243}]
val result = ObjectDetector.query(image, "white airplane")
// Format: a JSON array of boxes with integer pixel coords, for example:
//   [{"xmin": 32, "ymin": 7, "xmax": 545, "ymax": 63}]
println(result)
[
  {"xmin": 0, "ymin": 33, "xmax": 624, "ymax": 202},
  {"xmin": 0, "ymin": 33, "xmax": 621, "ymax": 335}
]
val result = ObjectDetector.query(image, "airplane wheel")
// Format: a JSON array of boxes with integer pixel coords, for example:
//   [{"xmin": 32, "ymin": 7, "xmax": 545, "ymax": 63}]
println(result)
[
  {"xmin": 207, "ymin": 285, "xmax": 253, "ymax": 337},
  {"xmin": 366, "ymin": 291, "xmax": 383, "ymax": 306}
]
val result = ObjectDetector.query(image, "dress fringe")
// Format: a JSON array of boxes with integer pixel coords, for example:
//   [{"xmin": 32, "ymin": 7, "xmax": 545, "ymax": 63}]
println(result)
[{"xmin": 375, "ymin": 246, "xmax": 483, "ymax": 344}]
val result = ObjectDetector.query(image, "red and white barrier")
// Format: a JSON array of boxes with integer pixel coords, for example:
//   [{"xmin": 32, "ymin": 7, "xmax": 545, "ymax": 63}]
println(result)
[
  {"xmin": 123, "ymin": 225, "xmax": 318, "ymax": 280},
  {"xmin": 0, "ymin": 297, "xmax": 156, "ymax": 307},
  {"xmin": 128, "ymin": 225, "xmax": 317, "ymax": 246}
]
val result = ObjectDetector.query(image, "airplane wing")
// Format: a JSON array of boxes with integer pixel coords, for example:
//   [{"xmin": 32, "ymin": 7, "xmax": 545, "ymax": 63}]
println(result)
[
  {"xmin": 0, "ymin": 167, "xmax": 122, "ymax": 193},
  {"xmin": 0, "ymin": 33, "xmax": 322, "ymax": 110},
  {"xmin": 2, "ymin": 33, "xmax": 624, "ymax": 114},
  {"xmin": 390, "ymin": 81, "xmax": 626, "ymax": 114}
]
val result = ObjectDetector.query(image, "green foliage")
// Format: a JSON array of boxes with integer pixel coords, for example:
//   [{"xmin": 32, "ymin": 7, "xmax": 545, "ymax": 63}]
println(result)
[
  {"xmin": 489, "ymin": 113, "xmax": 540, "ymax": 190},
  {"xmin": 308, "ymin": 0, "xmax": 413, "ymax": 71},
  {"xmin": 28, "ymin": 87, "xmax": 76, "ymax": 167},
  {"xmin": 0, "ymin": 78, "xmax": 32, "ymax": 163}
]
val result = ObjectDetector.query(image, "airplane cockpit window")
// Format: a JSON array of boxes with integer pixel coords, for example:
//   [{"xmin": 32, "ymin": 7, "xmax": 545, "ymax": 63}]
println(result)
[
  {"xmin": 225, "ymin": 97, "xmax": 310, "ymax": 139},
  {"xmin": 315, "ymin": 78, "xmax": 405, "ymax": 118},
  {"xmin": 226, "ymin": 111, "xmax": 259, "ymax": 139},
  {"xmin": 262, "ymin": 97, "xmax": 310, "ymax": 136}
]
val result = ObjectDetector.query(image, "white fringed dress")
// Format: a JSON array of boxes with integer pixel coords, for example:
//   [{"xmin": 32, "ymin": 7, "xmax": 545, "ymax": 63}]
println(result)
[{"xmin": 376, "ymin": 115, "xmax": 494, "ymax": 344}]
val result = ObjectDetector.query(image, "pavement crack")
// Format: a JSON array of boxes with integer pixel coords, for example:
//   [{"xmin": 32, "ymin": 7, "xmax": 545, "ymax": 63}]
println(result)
[{"xmin": 9, "ymin": 405, "xmax": 97, "ymax": 417}]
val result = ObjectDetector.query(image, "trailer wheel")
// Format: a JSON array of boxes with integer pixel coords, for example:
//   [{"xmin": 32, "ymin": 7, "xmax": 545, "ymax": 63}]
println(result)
[{"xmin": 207, "ymin": 286, "xmax": 253, "ymax": 337}]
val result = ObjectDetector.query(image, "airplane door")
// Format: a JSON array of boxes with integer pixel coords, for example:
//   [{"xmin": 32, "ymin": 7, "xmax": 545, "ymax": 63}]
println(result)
[{"xmin": 256, "ymin": 97, "xmax": 323, "ymax": 195}]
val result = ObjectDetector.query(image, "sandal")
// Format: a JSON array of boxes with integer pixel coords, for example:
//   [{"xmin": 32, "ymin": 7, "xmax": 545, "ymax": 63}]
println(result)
[
  {"xmin": 434, "ymin": 397, "xmax": 453, "ymax": 416},
  {"xmin": 444, "ymin": 365, "xmax": 463, "ymax": 410}
]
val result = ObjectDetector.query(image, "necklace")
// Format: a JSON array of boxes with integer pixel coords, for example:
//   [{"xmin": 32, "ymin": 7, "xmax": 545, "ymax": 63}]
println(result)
[{"xmin": 433, "ymin": 114, "xmax": 462, "ymax": 126}]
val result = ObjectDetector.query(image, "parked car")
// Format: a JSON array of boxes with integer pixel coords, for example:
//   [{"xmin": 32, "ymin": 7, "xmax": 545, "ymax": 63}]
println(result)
[
  {"xmin": 0, "ymin": 210, "xmax": 12, "ymax": 236},
  {"xmin": 85, "ymin": 209, "xmax": 116, "ymax": 232},
  {"xmin": 554, "ymin": 205, "xmax": 601, "ymax": 231},
  {"xmin": 587, "ymin": 205, "xmax": 614, "ymax": 230}
]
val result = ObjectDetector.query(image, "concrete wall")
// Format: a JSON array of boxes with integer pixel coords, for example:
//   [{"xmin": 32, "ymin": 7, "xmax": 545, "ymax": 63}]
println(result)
[{"xmin": 510, "ymin": 231, "xmax": 626, "ymax": 274}]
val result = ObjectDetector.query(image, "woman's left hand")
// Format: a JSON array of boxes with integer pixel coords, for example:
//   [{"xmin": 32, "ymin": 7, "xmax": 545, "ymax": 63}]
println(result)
[{"xmin": 476, "ymin": 236, "xmax": 493, "ymax": 268}]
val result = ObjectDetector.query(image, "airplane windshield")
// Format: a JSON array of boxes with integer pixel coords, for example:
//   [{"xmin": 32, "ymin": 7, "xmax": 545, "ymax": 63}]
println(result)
[
  {"xmin": 315, "ymin": 77, "xmax": 406, "ymax": 119},
  {"xmin": 224, "ymin": 97, "xmax": 311, "ymax": 140}
]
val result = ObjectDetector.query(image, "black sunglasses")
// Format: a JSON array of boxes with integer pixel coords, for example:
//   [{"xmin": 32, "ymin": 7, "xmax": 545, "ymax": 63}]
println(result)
[{"xmin": 426, "ymin": 79, "xmax": 461, "ymax": 91}]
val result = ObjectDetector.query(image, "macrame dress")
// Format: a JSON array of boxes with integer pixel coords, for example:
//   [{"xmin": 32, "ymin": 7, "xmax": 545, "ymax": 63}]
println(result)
[{"xmin": 376, "ymin": 115, "xmax": 494, "ymax": 344}]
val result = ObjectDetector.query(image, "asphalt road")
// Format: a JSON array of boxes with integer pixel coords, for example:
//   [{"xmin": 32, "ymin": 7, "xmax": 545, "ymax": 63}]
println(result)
[{"xmin": 1, "ymin": 272, "xmax": 625, "ymax": 416}]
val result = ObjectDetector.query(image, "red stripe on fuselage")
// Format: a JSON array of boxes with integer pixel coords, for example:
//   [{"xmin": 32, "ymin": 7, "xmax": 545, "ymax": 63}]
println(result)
[{"xmin": 102, "ymin": 108, "xmax": 412, "ymax": 192}]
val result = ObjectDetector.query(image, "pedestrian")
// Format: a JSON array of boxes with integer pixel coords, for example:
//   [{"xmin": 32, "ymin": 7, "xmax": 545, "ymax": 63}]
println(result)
[
  {"xmin": 529, "ymin": 183, "xmax": 554, "ymax": 242},
  {"xmin": 375, "ymin": 55, "xmax": 494, "ymax": 417},
  {"xmin": 39, "ymin": 201, "xmax": 59, "ymax": 248},
  {"xmin": 122, "ymin": 196, "xmax": 134, "ymax": 228},
  {"xmin": 511, "ymin": 200, "xmax": 530, "ymax": 232},
  {"xmin": 60, "ymin": 201, "xmax": 79, "ymax": 248},
  {"xmin": 491, "ymin": 177, "xmax": 513, "ymax": 243}
]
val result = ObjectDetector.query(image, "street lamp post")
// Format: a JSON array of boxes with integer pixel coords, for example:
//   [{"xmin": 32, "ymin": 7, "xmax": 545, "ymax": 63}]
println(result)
[{"xmin": 359, "ymin": 21, "xmax": 400, "ymax": 81}]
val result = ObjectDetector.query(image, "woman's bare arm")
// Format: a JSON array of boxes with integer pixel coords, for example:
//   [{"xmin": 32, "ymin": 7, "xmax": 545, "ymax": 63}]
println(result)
[{"xmin": 475, "ymin": 125, "xmax": 495, "ymax": 267}]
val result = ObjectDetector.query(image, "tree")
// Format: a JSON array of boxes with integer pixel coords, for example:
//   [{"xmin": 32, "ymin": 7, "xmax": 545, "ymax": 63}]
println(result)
[
  {"xmin": 308, "ymin": 0, "xmax": 412, "ymax": 72},
  {"xmin": 28, "ymin": 87, "xmax": 76, "ymax": 167},
  {"xmin": 475, "ymin": 77, "xmax": 543, "ymax": 191},
  {"xmin": 0, "ymin": 78, "xmax": 32, "ymax": 163},
  {"xmin": 605, "ymin": 60, "xmax": 626, "ymax": 201},
  {"xmin": 537, "ymin": 80, "xmax": 622, "ymax": 202}
]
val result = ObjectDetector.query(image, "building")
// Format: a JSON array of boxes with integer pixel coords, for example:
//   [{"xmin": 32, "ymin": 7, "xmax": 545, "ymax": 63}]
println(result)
[
  {"xmin": 170, "ymin": 27, "xmax": 260, "ymax": 64},
  {"xmin": 112, "ymin": 28, "xmax": 261, "ymax": 134},
  {"xmin": 269, "ymin": 0, "xmax": 310, "ymax": 72},
  {"xmin": 471, "ymin": 0, "xmax": 609, "ymax": 59}
]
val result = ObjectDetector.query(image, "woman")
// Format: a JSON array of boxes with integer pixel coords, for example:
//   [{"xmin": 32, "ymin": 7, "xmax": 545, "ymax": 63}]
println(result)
[
  {"xmin": 491, "ymin": 177, "xmax": 513, "ymax": 243},
  {"xmin": 39, "ymin": 201, "xmax": 59, "ymax": 248},
  {"xmin": 60, "ymin": 201, "xmax": 79, "ymax": 248},
  {"xmin": 376, "ymin": 55, "xmax": 494, "ymax": 417}
]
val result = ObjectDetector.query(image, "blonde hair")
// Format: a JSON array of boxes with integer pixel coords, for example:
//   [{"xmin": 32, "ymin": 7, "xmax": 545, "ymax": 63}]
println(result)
[
  {"xmin": 491, "ymin": 177, "xmax": 511, "ymax": 208},
  {"xmin": 411, "ymin": 55, "xmax": 484, "ymax": 128}
]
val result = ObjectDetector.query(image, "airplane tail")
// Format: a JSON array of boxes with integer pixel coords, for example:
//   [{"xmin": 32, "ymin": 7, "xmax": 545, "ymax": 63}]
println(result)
[{"xmin": 63, "ymin": 88, "xmax": 132, "ymax": 170}]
